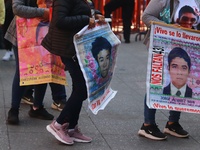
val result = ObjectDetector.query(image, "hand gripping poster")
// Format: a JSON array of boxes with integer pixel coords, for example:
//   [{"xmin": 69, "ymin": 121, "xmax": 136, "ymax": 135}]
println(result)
[
  {"xmin": 16, "ymin": 0, "xmax": 66, "ymax": 86},
  {"xmin": 146, "ymin": 22, "xmax": 200, "ymax": 114},
  {"xmin": 74, "ymin": 22, "xmax": 121, "ymax": 114}
]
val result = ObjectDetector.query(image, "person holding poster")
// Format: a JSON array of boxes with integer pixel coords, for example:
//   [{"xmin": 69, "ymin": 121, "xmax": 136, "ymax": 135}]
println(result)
[
  {"xmin": 42, "ymin": 0, "xmax": 105, "ymax": 145},
  {"xmin": 138, "ymin": 0, "xmax": 200, "ymax": 141},
  {"xmin": 4, "ymin": 0, "xmax": 54, "ymax": 125}
]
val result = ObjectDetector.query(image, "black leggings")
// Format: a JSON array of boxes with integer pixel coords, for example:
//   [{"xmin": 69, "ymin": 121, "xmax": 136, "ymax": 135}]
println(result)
[{"xmin": 56, "ymin": 57, "xmax": 87, "ymax": 129}]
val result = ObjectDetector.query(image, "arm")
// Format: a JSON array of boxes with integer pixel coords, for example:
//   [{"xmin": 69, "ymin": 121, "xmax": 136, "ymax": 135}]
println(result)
[
  {"xmin": 12, "ymin": 0, "xmax": 47, "ymax": 19},
  {"xmin": 142, "ymin": 0, "xmax": 168, "ymax": 27},
  {"xmin": 0, "ymin": 0, "xmax": 5, "ymax": 25}
]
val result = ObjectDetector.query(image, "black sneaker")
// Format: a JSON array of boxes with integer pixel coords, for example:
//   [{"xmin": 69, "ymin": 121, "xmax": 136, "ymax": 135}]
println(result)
[
  {"xmin": 163, "ymin": 122, "xmax": 189, "ymax": 138},
  {"xmin": 51, "ymin": 99, "xmax": 66, "ymax": 111},
  {"xmin": 138, "ymin": 123, "xmax": 167, "ymax": 140},
  {"xmin": 21, "ymin": 96, "xmax": 34, "ymax": 105},
  {"xmin": 7, "ymin": 108, "xmax": 19, "ymax": 125},
  {"xmin": 28, "ymin": 106, "xmax": 54, "ymax": 120}
]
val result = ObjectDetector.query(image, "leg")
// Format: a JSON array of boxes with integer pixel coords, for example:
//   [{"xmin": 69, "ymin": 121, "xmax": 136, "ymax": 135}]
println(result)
[
  {"xmin": 49, "ymin": 83, "xmax": 67, "ymax": 102},
  {"xmin": 56, "ymin": 57, "xmax": 87, "ymax": 128},
  {"xmin": 138, "ymin": 94, "xmax": 167, "ymax": 140},
  {"xmin": 168, "ymin": 111, "xmax": 181, "ymax": 122},
  {"xmin": 11, "ymin": 46, "xmax": 27, "ymax": 109},
  {"xmin": 104, "ymin": 0, "xmax": 122, "ymax": 18},
  {"xmin": 28, "ymin": 83, "xmax": 54, "ymax": 120},
  {"xmin": 33, "ymin": 83, "xmax": 48, "ymax": 107},
  {"xmin": 49, "ymin": 83, "xmax": 67, "ymax": 111},
  {"xmin": 46, "ymin": 57, "xmax": 91, "ymax": 143},
  {"xmin": 122, "ymin": 0, "xmax": 134, "ymax": 43},
  {"xmin": 21, "ymin": 86, "xmax": 34, "ymax": 105},
  {"xmin": 104, "ymin": 0, "xmax": 122, "ymax": 27},
  {"xmin": 7, "ymin": 46, "xmax": 28, "ymax": 124},
  {"xmin": 144, "ymin": 94, "xmax": 156, "ymax": 125}
]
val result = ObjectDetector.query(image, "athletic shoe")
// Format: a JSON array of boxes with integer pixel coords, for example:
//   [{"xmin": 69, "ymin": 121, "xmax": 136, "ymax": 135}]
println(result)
[
  {"xmin": 7, "ymin": 108, "xmax": 19, "ymax": 125},
  {"xmin": 28, "ymin": 106, "xmax": 54, "ymax": 120},
  {"xmin": 21, "ymin": 96, "xmax": 34, "ymax": 105},
  {"xmin": 68, "ymin": 125, "xmax": 92, "ymax": 143},
  {"xmin": 51, "ymin": 99, "xmax": 66, "ymax": 111},
  {"xmin": 46, "ymin": 120, "xmax": 74, "ymax": 145},
  {"xmin": 163, "ymin": 122, "xmax": 189, "ymax": 138},
  {"xmin": 138, "ymin": 123, "xmax": 167, "ymax": 140},
  {"xmin": 2, "ymin": 51, "xmax": 13, "ymax": 61}
]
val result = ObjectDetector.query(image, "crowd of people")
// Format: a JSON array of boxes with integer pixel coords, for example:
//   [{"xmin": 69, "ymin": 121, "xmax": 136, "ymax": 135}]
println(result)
[{"xmin": 0, "ymin": 0, "xmax": 200, "ymax": 146}]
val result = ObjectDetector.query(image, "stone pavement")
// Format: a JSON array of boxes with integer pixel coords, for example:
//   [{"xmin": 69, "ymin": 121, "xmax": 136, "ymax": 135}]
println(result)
[{"xmin": 0, "ymin": 34, "xmax": 200, "ymax": 150}]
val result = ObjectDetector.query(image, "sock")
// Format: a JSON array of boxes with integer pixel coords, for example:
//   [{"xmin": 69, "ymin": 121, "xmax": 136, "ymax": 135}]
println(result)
[
  {"xmin": 54, "ymin": 121, "xmax": 62, "ymax": 128},
  {"xmin": 68, "ymin": 129, "xmax": 75, "ymax": 132},
  {"xmin": 32, "ymin": 106, "xmax": 38, "ymax": 110}
]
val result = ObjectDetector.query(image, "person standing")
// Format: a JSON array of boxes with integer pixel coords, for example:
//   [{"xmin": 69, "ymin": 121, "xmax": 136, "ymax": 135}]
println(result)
[
  {"xmin": 4, "ymin": 0, "xmax": 54, "ymax": 125},
  {"xmin": 104, "ymin": 0, "xmax": 134, "ymax": 43},
  {"xmin": 138, "ymin": 0, "xmax": 200, "ymax": 141},
  {"xmin": 42, "ymin": 0, "xmax": 105, "ymax": 145},
  {"xmin": 0, "ymin": 0, "xmax": 5, "ymax": 49}
]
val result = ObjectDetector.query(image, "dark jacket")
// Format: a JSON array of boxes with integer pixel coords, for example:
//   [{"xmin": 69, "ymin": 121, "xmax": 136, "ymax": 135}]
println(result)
[
  {"xmin": 163, "ymin": 84, "xmax": 192, "ymax": 98},
  {"xmin": 42, "ymin": 0, "xmax": 101, "ymax": 58}
]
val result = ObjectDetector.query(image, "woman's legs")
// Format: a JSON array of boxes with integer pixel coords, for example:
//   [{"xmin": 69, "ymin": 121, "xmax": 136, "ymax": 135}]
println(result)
[
  {"xmin": 56, "ymin": 57, "xmax": 87, "ymax": 128},
  {"xmin": 7, "ymin": 46, "xmax": 29, "ymax": 124},
  {"xmin": 11, "ymin": 46, "xmax": 27, "ymax": 109},
  {"xmin": 46, "ymin": 57, "xmax": 91, "ymax": 144}
]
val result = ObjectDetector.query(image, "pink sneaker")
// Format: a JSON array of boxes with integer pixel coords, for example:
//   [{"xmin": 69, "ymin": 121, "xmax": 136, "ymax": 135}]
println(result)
[
  {"xmin": 46, "ymin": 121, "xmax": 74, "ymax": 145},
  {"xmin": 68, "ymin": 125, "xmax": 92, "ymax": 143}
]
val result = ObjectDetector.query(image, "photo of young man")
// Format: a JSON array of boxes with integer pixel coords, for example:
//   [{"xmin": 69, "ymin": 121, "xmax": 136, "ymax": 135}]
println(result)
[{"xmin": 163, "ymin": 47, "xmax": 192, "ymax": 98}]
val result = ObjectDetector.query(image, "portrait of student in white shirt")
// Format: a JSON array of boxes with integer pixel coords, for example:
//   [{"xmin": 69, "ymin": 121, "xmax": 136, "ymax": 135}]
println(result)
[{"xmin": 163, "ymin": 47, "xmax": 192, "ymax": 98}]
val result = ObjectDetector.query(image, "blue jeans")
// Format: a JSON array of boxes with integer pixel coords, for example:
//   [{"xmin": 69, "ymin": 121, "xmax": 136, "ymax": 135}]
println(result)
[
  {"xmin": 56, "ymin": 57, "xmax": 87, "ymax": 129},
  {"xmin": 144, "ymin": 94, "xmax": 181, "ymax": 124},
  {"xmin": 12, "ymin": 46, "xmax": 47, "ymax": 109}
]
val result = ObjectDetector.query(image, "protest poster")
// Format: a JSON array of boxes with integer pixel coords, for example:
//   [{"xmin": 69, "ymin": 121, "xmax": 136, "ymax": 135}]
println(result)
[
  {"xmin": 16, "ymin": 17, "xmax": 66, "ymax": 86},
  {"xmin": 74, "ymin": 22, "xmax": 121, "ymax": 114},
  {"xmin": 146, "ymin": 21, "xmax": 200, "ymax": 114}
]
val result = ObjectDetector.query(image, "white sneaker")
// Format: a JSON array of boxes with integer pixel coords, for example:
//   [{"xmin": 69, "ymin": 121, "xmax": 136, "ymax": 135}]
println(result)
[{"xmin": 2, "ymin": 51, "xmax": 13, "ymax": 61}]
